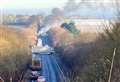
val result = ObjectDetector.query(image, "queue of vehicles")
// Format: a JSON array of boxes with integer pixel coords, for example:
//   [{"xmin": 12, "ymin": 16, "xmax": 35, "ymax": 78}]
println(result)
[
  {"xmin": 24, "ymin": 44, "xmax": 55, "ymax": 82},
  {"xmin": 24, "ymin": 53, "xmax": 45, "ymax": 82}
]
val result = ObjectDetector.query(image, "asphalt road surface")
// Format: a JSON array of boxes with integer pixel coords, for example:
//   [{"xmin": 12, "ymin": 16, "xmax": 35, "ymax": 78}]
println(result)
[
  {"xmin": 41, "ymin": 55, "xmax": 66, "ymax": 82},
  {"xmin": 36, "ymin": 25, "xmax": 67, "ymax": 82}
]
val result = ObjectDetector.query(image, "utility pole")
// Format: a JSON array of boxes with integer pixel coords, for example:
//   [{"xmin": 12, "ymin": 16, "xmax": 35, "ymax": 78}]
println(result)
[{"xmin": 108, "ymin": 48, "xmax": 117, "ymax": 82}]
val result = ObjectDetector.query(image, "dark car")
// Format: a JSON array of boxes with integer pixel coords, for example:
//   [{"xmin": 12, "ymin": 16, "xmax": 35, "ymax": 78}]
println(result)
[
  {"xmin": 24, "ymin": 70, "xmax": 39, "ymax": 80},
  {"xmin": 30, "ymin": 54, "xmax": 42, "ymax": 71}
]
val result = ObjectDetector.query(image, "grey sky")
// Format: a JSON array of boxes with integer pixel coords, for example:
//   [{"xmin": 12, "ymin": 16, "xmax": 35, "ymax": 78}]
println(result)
[
  {"xmin": 0, "ymin": 0, "xmax": 118, "ymax": 17},
  {"xmin": 0, "ymin": 0, "xmax": 116, "ymax": 9}
]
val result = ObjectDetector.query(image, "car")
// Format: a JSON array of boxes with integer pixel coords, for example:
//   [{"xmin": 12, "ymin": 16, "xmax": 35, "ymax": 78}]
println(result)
[
  {"xmin": 0, "ymin": 77, "xmax": 4, "ymax": 82},
  {"xmin": 37, "ymin": 76, "xmax": 46, "ymax": 82},
  {"xmin": 29, "ymin": 64, "xmax": 42, "ymax": 71},
  {"xmin": 30, "ymin": 54, "xmax": 42, "ymax": 71},
  {"xmin": 24, "ymin": 70, "xmax": 38, "ymax": 80},
  {"xmin": 32, "ymin": 45, "xmax": 55, "ymax": 55}
]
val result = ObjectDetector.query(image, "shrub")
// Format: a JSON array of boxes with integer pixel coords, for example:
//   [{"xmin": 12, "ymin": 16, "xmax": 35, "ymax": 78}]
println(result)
[{"xmin": 0, "ymin": 26, "xmax": 31, "ymax": 82}]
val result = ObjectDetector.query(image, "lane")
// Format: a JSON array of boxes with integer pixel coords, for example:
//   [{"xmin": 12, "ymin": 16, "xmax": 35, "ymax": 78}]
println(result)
[
  {"xmin": 41, "ymin": 55, "xmax": 50, "ymax": 82},
  {"xmin": 46, "ymin": 55, "xmax": 57, "ymax": 82},
  {"xmin": 36, "ymin": 24, "xmax": 67, "ymax": 82},
  {"xmin": 41, "ymin": 55, "xmax": 67, "ymax": 82},
  {"xmin": 50, "ymin": 55, "xmax": 67, "ymax": 82},
  {"xmin": 41, "ymin": 55, "xmax": 57, "ymax": 82}
]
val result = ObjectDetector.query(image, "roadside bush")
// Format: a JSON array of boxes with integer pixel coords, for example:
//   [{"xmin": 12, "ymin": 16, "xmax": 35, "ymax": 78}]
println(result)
[
  {"xmin": 0, "ymin": 26, "xmax": 31, "ymax": 82},
  {"xmin": 56, "ymin": 19, "xmax": 120, "ymax": 82}
]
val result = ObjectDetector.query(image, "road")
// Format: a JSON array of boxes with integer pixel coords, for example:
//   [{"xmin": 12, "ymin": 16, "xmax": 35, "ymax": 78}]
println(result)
[
  {"xmin": 36, "ymin": 25, "xmax": 67, "ymax": 82},
  {"xmin": 41, "ymin": 55, "xmax": 66, "ymax": 82}
]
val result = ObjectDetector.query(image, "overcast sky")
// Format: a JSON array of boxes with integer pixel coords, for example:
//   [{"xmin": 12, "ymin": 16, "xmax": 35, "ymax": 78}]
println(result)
[
  {"xmin": 0, "ymin": 0, "xmax": 68, "ymax": 9},
  {"xmin": 0, "ymin": 0, "xmax": 116, "ymax": 9},
  {"xmin": 0, "ymin": 0, "xmax": 118, "ymax": 16}
]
